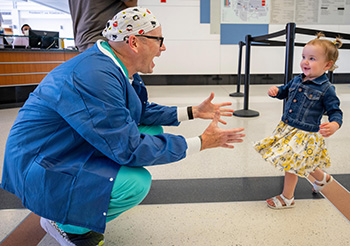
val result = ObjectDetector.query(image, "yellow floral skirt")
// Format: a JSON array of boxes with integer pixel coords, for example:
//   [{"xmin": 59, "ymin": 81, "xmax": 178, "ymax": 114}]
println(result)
[{"xmin": 253, "ymin": 121, "xmax": 330, "ymax": 177}]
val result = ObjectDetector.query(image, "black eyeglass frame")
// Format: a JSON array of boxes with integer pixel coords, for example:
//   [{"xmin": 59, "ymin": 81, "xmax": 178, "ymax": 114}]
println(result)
[{"xmin": 134, "ymin": 34, "xmax": 164, "ymax": 47}]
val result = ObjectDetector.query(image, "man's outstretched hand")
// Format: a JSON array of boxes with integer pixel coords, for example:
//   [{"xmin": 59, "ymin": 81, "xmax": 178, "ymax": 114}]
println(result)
[
  {"xmin": 200, "ymin": 111, "xmax": 245, "ymax": 150},
  {"xmin": 193, "ymin": 92, "xmax": 234, "ymax": 125}
]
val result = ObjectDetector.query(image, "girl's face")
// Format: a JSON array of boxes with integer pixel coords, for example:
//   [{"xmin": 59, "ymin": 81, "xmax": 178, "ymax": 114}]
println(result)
[{"xmin": 300, "ymin": 44, "xmax": 333, "ymax": 81}]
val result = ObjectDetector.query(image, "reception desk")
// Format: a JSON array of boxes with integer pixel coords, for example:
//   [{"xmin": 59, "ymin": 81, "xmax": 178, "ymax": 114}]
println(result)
[
  {"xmin": 0, "ymin": 48, "xmax": 80, "ymax": 86},
  {"xmin": 0, "ymin": 48, "xmax": 80, "ymax": 107}
]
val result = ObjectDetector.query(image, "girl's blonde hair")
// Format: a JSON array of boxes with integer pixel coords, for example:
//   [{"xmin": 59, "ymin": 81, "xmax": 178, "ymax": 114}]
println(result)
[{"xmin": 306, "ymin": 32, "xmax": 343, "ymax": 71}]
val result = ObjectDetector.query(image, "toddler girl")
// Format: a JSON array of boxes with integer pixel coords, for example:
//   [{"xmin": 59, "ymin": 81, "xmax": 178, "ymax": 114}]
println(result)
[{"xmin": 254, "ymin": 33, "xmax": 343, "ymax": 209}]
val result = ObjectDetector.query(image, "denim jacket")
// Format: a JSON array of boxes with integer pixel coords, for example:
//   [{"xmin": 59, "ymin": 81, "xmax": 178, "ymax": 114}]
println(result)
[{"xmin": 274, "ymin": 73, "xmax": 343, "ymax": 132}]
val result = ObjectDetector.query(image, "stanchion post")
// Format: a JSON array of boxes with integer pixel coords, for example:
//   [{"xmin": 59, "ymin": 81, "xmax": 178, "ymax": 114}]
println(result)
[
  {"xmin": 327, "ymin": 70, "xmax": 334, "ymax": 83},
  {"xmin": 233, "ymin": 35, "xmax": 259, "ymax": 117},
  {"xmin": 284, "ymin": 23, "xmax": 295, "ymax": 85},
  {"xmin": 243, "ymin": 35, "xmax": 251, "ymax": 110},
  {"xmin": 283, "ymin": 23, "xmax": 296, "ymax": 111},
  {"xmin": 230, "ymin": 41, "xmax": 244, "ymax": 97}
]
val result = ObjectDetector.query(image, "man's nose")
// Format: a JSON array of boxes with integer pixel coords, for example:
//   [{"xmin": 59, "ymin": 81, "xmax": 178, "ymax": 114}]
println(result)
[{"xmin": 160, "ymin": 43, "xmax": 166, "ymax": 51}]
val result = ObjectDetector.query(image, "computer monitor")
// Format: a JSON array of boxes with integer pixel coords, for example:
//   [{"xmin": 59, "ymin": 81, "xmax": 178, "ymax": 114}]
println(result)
[{"xmin": 29, "ymin": 29, "xmax": 59, "ymax": 49}]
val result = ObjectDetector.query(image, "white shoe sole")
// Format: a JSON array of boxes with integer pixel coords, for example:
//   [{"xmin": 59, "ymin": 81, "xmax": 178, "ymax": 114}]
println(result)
[{"xmin": 40, "ymin": 217, "xmax": 75, "ymax": 246}]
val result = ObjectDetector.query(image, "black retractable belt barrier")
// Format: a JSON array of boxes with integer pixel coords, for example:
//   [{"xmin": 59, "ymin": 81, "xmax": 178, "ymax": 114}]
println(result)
[
  {"xmin": 230, "ymin": 41, "xmax": 244, "ymax": 97},
  {"xmin": 231, "ymin": 22, "xmax": 350, "ymax": 118},
  {"xmin": 233, "ymin": 35, "xmax": 260, "ymax": 117}
]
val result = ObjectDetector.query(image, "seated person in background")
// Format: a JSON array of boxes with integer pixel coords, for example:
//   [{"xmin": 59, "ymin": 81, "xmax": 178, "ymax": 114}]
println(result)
[{"xmin": 12, "ymin": 24, "xmax": 31, "ymax": 48}]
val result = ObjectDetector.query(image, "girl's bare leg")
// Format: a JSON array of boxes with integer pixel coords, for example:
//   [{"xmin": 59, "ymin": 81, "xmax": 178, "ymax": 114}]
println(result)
[
  {"xmin": 309, "ymin": 168, "xmax": 331, "ymax": 184},
  {"xmin": 267, "ymin": 172, "xmax": 298, "ymax": 206},
  {"xmin": 282, "ymin": 172, "xmax": 298, "ymax": 199}
]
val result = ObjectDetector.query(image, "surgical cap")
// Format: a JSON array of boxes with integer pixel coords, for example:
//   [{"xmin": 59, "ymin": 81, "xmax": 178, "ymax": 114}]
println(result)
[{"xmin": 102, "ymin": 7, "xmax": 160, "ymax": 42}]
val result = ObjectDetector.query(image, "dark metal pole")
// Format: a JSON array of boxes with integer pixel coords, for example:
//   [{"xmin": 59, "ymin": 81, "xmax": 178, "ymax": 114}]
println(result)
[
  {"xmin": 283, "ymin": 23, "xmax": 296, "ymax": 111},
  {"xmin": 284, "ymin": 22, "xmax": 295, "ymax": 85},
  {"xmin": 233, "ymin": 35, "xmax": 259, "ymax": 117},
  {"xmin": 327, "ymin": 70, "xmax": 334, "ymax": 82},
  {"xmin": 243, "ymin": 35, "xmax": 251, "ymax": 110},
  {"xmin": 230, "ymin": 41, "xmax": 244, "ymax": 97}
]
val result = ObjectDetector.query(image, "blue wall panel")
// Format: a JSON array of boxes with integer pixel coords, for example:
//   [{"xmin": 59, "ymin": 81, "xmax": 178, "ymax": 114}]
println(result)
[
  {"xmin": 220, "ymin": 24, "xmax": 269, "ymax": 45},
  {"xmin": 200, "ymin": 0, "xmax": 210, "ymax": 24}
]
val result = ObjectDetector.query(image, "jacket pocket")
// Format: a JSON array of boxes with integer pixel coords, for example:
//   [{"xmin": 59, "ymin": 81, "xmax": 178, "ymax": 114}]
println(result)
[
  {"xmin": 303, "ymin": 88, "xmax": 321, "ymax": 108},
  {"xmin": 23, "ymin": 161, "xmax": 76, "ymax": 220}
]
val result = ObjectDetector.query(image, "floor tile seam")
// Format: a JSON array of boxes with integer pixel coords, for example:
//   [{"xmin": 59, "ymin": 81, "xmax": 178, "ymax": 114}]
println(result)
[
  {"xmin": 149, "ymin": 173, "xmax": 350, "ymax": 181},
  {"xmin": 306, "ymin": 176, "xmax": 350, "ymax": 222},
  {"xmin": 0, "ymin": 208, "xmax": 28, "ymax": 212},
  {"xmin": 0, "ymin": 212, "xmax": 45, "ymax": 246},
  {"xmin": 0, "ymin": 211, "xmax": 31, "ymax": 244}
]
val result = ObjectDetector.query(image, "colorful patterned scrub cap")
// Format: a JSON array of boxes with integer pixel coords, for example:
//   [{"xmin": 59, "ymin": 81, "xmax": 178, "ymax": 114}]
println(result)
[{"xmin": 102, "ymin": 7, "xmax": 160, "ymax": 42}]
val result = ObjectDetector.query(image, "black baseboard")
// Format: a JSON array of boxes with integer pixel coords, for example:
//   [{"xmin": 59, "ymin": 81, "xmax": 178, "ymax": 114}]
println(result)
[
  {"xmin": 1, "ymin": 73, "xmax": 349, "ymax": 109},
  {"xmin": 0, "ymin": 85, "xmax": 37, "ymax": 109},
  {"xmin": 141, "ymin": 73, "xmax": 350, "ymax": 85}
]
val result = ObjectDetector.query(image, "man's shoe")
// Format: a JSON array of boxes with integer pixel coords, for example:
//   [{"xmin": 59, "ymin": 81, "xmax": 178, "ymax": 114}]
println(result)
[{"xmin": 40, "ymin": 217, "xmax": 104, "ymax": 246}]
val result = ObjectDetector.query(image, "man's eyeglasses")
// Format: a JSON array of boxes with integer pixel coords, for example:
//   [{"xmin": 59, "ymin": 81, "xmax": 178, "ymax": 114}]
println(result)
[{"xmin": 135, "ymin": 35, "xmax": 164, "ymax": 47}]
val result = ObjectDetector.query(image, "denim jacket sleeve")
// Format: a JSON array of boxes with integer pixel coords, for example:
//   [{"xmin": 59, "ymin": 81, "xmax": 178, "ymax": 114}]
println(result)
[
  {"xmin": 323, "ymin": 84, "xmax": 343, "ymax": 128},
  {"xmin": 275, "ymin": 78, "xmax": 294, "ymax": 99}
]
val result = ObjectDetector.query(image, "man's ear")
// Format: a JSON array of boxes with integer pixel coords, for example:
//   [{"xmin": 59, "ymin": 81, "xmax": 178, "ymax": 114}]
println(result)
[{"xmin": 128, "ymin": 35, "xmax": 139, "ymax": 53}]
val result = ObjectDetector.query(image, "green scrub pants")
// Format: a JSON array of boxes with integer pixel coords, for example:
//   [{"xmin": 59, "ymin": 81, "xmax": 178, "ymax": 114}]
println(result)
[{"xmin": 57, "ymin": 125, "xmax": 163, "ymax": 234}]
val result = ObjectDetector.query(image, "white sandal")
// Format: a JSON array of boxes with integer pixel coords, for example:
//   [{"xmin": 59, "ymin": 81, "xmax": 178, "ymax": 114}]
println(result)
[
  {"xmin": 267, "ymin": 194, "xmax": 295, "ymax": 210},
  {"xmin": 312, "ymin": 172, "xmax": 333, "ymax": 193}
]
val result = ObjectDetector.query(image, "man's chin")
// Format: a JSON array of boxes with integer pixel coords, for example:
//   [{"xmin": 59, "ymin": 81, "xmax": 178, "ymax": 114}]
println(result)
[
  {"xmin": 140, "ymin": 64, "xmax": 155, "ymax": 74},
  {"xmin": 140, "ymin": 69, "xmax": 154, "ymax": 74},
  {"xmin": 147, "ymin": 65, "xmax": 155, "ymax": 74}
]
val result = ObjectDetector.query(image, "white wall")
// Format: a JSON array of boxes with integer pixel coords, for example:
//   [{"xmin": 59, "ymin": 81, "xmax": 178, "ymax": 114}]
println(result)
[
  {"xmin": 139, "ymin": 0, "xmax": 350, "ymax": 75},
  {"xmin": 1, "ymin": 0, "xmax": 350, "ymax": 75}
]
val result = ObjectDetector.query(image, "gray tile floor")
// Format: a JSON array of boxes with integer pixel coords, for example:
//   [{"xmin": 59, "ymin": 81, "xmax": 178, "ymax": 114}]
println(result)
[{"xmin": 1, "ymin": 84, "xmax": 350, "ymax": 245}]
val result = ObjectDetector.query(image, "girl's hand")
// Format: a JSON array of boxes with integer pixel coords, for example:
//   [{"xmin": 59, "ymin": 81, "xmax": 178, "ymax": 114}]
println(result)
[
  {"xmin": 268, "ymin": 86, "xmax": 279, "ymax": 97},
  {"xmin": 319, "ymin": 122, "xmax": 340, "ymax": 137}
]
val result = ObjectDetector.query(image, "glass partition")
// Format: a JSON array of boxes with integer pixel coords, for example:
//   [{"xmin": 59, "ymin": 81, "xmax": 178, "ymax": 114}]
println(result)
[{"xmin": 0, "ymin": 33, "xmax": 76, "ymax": 50}]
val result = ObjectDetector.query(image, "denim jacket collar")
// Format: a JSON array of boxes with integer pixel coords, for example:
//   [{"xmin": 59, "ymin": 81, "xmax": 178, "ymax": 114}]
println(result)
[{"xmin": 300, "ymin": 73, "xmax": 329, "ymax": 85}]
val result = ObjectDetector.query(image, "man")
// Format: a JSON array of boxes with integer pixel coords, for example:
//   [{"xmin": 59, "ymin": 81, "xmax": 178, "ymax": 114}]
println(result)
[
  {"xmin": 1, "ymin": 7, "xmax": 245, "ymax": 246},
  {"xmin": 12, "ymin": 24, "xmax": 31, "ymax": 48},
  {"xmin": 68, "ymin": 0, "xmax": 138, "ymax": 52}
]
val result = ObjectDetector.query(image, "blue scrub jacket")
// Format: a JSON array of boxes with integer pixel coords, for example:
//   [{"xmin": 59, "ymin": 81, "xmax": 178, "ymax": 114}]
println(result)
[{"xmin": 1, "ymin": 42, "xmax": 187, "ymax": 233}]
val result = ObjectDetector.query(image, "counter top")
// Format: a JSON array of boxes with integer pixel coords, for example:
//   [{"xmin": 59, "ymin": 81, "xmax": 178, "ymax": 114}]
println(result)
[{"xmin": 0, "ymin": 47, "xmax": 80, "ymax": 53}]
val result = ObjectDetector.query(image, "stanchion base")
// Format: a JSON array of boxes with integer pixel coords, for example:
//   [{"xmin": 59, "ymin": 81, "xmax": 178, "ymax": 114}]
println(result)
[
  {"xmin": 229, "ymin": 92, "xmax": 244, "ymax": 97},
  {"xmin": 233, "ymin": 109, "xmax": 259, "ymax": 117}
]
